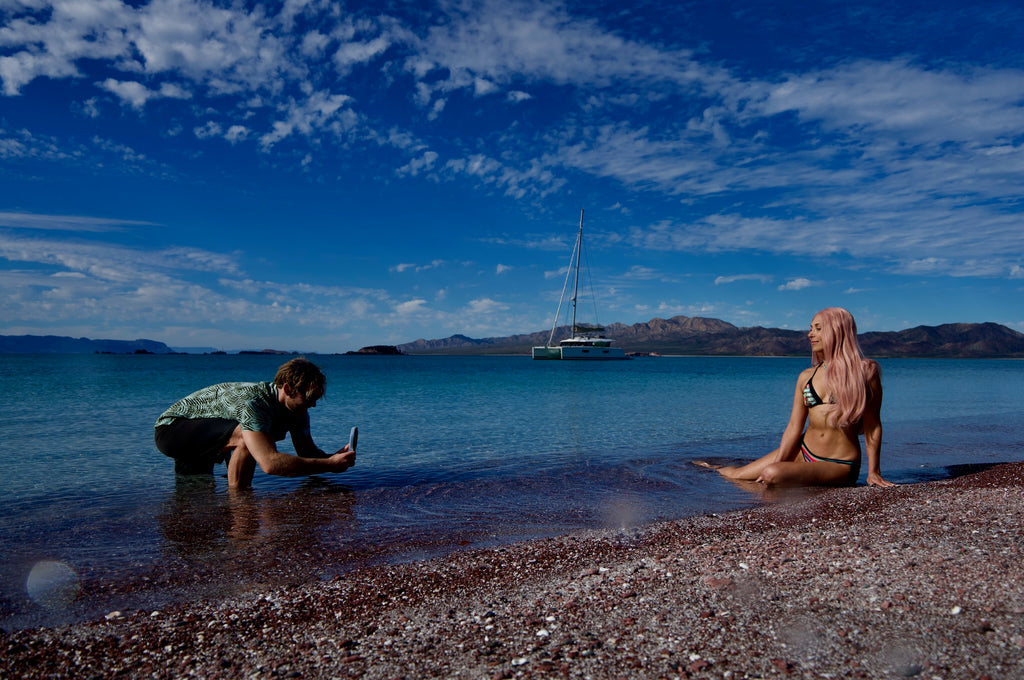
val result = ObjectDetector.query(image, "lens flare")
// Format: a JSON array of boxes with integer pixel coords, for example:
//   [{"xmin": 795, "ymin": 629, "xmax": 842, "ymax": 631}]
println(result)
[{"xmin": 26, "ymin": 560, "xmax": 80, "ymax": 609}]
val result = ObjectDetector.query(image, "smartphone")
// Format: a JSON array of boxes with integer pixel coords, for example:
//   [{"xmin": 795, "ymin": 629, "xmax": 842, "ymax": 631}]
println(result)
[{"xmin": 348, "ymin": 426, "xmax": 358, "ymax": 452}]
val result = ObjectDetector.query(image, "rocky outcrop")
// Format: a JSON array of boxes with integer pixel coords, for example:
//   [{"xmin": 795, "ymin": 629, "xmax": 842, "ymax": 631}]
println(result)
[{"xmin": 344, "ymin": 345, "xmax": 407, "ymax": 356}]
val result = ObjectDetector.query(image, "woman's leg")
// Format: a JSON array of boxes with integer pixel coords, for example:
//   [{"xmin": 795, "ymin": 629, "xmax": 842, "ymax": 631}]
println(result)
[
  {"xmin": 757, "ymin": 459, "xmax": 856, "ymax": 487},
  {"xmin": 697, "ymin": 447, "xmax": 857, "ymax": 486},
  {"xmin": 714, "ymin": 449, "xmax": 784, "ymax": 481}
]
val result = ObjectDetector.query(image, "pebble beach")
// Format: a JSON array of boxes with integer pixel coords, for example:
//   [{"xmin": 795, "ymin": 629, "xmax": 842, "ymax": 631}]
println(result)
[{"xmin": 3, "ymin": 462, "xmax": 1023, "ymax": 679}]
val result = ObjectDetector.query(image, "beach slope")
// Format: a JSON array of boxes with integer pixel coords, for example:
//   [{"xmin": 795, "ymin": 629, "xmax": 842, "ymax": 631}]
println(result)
[{"xmin": 4, "ymin": 463, "xmax": 1023, "ymax": 678}]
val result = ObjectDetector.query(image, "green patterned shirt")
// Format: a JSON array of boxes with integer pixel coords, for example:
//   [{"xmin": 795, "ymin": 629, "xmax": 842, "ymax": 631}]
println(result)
[{"xmin": 154, "ymin": 381, "xmax": 310, "ymax": 442}]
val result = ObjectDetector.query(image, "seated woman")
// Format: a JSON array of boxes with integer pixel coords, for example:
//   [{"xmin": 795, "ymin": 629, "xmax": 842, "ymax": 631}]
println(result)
[{"xmin": 700, "ymin": 307, "xmax": 895, "ymax": 487}]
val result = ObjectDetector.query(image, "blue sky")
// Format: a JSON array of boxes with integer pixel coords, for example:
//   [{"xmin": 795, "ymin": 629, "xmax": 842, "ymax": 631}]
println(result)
[{"xmin": 2, "ymin": 0, "xmax": 1023, "ymax": 352}]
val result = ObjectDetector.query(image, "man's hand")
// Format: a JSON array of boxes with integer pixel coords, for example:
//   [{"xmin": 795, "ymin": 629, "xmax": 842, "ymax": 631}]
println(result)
[{"xmin": 328, "ymin": 448, "xmax": 356, "ymax": 472}]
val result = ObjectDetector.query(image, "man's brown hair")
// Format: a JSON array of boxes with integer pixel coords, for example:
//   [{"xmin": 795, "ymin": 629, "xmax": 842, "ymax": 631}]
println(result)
[{"xmin": 274, "ymin": 357, "xmax": 326, "ymax": 400}]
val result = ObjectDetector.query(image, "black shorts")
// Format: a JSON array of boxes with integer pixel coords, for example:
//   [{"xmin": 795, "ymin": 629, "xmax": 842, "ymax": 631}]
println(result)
[{"xmin": 155, "ymin": 418, "xmax": 239, "ymax": 474}]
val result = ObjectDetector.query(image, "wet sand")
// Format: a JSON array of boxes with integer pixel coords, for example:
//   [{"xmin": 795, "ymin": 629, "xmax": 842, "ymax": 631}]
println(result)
[{"xmin": 3, "ymin": 462, "xmax": 1023, "ymax": 679}]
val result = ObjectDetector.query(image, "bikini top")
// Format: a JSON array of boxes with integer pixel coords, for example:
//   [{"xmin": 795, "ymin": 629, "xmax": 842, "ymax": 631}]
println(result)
[{"xmin": 802, "ymin": 364, "xmax": 832, "ymax": 408}]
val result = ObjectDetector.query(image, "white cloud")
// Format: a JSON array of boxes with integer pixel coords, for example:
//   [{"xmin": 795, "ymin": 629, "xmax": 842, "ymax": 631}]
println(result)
[
  {"xmin": 473, "ymin": 77, "xmax": 497, "ymax": 97},
  {"xmin": 0, "ymin": 0, "xmax": 135, "ymax": 95},
  {"xmin": 406, "ymin": 0, "xmax": 715, "ymax": 108},
  {"xmin": 224, "ymin": 125, "xmax": 249, "ymax": 143},
  {"xmin": 98, "ymin": 78, "xmax": 191, "ymax": 108},
  {"xmin": 778, "ymin": 278, "xmax": 817, "ymax": 291},
  {"xmin": 390, "ymin": 260, "xmax": 445, "ymax": 273},
  {"xmin": 544, "ymin": 265, "xmax": 569, "ymax": 280},
  {"xmin": 194, "ymin": 121, "xmax": 222, "ymax": 139},
  {"xmin": 395, "ymin": 298, "xmax": 428, "ymax": 314},
  {"xmin": 299, "ymin": 30, "xmax": 330, "ymax": 58},
  {"xmin": 133, "ymin": 0, "xmax": 294, "ymax": 94},
  {"xmin": 752, "ymin": 60, "xmax": 1024, "ymax": 144},
  {"xmin": 444, "ymin": 153, "xmax": 566, "ymax": 198},
  {"xmin": 0, "ymin": 226, "xmax": 397, "ymax": 344},
  {"xmin": 259, "ymin": 91, "xmax": 356, "ymax": 150},
  {"xmin": 0, "ymin": 211, "xmax": 156, "ymax": 232},
  {"xmin": 715, "ymin": 274, "xmax": 773, "ymax": 285},
  {"xmin": 396, "ymin": 150, "xmax": 438, "ymax": 177},
  {"xmin": 629, "ymin": 206, "xmax": 1024, "ymax": 280},
  {"xmin": 467, "ymin": 297, "xmax": 508, "ymax": 314},
  {"xmin": 623, "ymin": 265, "xmax": 661, "ymax": 280},
  {"xmin": 97, "ymin": 79, "xmax": 151, "ymax": 108},
  {"xmin": 496, "ymin": 264, "xmax": 512, "ymax": 275},
  {"xmin": 333, "ymin": 36, "xmax": 391, "ymax": 74}
]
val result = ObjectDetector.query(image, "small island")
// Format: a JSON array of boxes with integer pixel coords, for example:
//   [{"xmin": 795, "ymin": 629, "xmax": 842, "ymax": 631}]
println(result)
[{"xmin": 344, "ymin": 345, "xmax": 406, "ymax": 356}]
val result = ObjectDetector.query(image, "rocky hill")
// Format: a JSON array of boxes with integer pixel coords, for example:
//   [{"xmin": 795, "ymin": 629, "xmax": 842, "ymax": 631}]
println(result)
[
  {"xmin": 0, "ymin": 335, "xmax": 174, "ymax": 354},
  {"xmin": 397, "ymin": 316, "xmax": 1024, "ymax": 358}
]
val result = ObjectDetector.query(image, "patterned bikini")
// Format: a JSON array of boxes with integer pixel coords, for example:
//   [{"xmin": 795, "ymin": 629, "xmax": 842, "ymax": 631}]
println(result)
[{"xmin": 801, "ymin": 364, "xmax": 861, "ymax": 483}]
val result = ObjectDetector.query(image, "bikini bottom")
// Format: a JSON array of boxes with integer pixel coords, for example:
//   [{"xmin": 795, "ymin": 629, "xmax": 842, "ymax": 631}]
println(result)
[{"xmin": 800, "ymin": 437, "xmax": 861, "ymax": 485}]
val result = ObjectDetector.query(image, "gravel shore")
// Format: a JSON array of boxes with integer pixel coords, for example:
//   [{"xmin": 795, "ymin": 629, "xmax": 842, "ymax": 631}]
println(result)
[{"xmin": 4, "ymin": 462, "xmax": 1023, "ymax": 679}]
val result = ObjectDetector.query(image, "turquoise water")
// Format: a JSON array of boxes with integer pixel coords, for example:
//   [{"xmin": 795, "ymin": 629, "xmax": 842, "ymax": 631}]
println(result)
[{"xmin": 1, "ymin": 354, "xmax": 1022, "ymax": 628}]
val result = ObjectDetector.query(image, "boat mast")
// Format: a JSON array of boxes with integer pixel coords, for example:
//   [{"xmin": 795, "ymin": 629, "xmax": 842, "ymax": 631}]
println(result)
[
  {"xmin": 545, "ymin": 209, "xmax": 584, "ymax": 348},
  {"xmin": 570, "ymin": 209, "xmax": 583, "ymax": 335}
]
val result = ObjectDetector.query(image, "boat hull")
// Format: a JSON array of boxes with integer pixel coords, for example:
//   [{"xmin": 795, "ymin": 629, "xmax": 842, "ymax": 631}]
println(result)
[
  {"xmin": 559, "ymin": 345, "xmax": 627, "ymax": 360},
  {"xmin": 531, "ymin": 345, "xmax": 628, "ymax": 360},
  {"xmin": 531, "ymin": 346, "xmax": 562, "ymax": 360}
]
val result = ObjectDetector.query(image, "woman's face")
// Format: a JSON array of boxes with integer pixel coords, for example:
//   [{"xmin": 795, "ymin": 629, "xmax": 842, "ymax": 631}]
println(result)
[{"xmin": 808, "ymin": 315, "xmax": 825, "ymax": 352}]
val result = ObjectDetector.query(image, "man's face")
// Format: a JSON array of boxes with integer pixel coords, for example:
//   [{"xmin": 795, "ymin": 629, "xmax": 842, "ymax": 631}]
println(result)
[{"xmin": 283, "ymin": 384, "xmax": 321, "ymax": 411}]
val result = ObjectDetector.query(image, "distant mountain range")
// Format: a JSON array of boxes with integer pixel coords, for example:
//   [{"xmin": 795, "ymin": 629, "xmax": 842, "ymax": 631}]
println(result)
[
  {"xmin": 397, "ymin": 316, "xmax": 1024, "ymax": 358},
  {"xmin": 3, "ymin": 317, "xmax": 1023, "ymax": 357}
]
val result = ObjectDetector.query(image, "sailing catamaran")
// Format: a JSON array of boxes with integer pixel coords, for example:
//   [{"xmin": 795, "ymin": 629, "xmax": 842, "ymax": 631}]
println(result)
[{"xmin": 532, "ymin": 210, "xmax": 627, "ymax": 360}]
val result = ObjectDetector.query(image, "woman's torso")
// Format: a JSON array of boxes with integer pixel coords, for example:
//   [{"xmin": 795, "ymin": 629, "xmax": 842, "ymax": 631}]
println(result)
[{"xmin": 802, "ymin": 366, "xmax": 862, "ymax": 462}]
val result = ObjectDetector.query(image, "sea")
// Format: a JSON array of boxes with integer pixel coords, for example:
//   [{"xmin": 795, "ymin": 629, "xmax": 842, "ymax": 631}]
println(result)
[{"xmin": 2, "ymin": 353, "xmax": 1022, "ymax": 629}]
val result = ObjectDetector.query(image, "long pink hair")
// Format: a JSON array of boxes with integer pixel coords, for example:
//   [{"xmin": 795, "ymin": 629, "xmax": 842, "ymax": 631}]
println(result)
[{"xmin": 812, "ymin": 307, "xmax": 879, "ymax": 428}]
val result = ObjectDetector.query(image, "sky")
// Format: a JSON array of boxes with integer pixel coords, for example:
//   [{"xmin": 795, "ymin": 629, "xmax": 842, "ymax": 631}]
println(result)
[{"xmin": 2, "ymin": 0, "xmax": 1023, "ymax": 353}]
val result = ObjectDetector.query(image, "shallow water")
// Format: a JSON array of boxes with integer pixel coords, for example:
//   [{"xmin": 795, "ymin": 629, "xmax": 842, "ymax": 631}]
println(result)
[{"xmin": 1, "ymin": 354, "xmax": 1021, "ymax": 628}]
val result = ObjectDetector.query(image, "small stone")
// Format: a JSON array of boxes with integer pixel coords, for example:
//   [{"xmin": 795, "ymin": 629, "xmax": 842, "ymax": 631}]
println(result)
[{"xmin": 771, "ymin": 658, "xmax": 795, "ymax": 673}]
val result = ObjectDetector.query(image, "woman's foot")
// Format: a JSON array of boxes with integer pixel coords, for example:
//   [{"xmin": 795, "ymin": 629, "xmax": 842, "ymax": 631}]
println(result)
[{"xmin": 691, "ymin": 460, "xmax": 721, "ymax": 470}]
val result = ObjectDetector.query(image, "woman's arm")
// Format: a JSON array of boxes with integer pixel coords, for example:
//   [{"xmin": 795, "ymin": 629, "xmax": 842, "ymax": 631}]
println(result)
[
  {"xmin": 862, "ymin": 371, "xmax": 895, "ymax": 487},
  {"xmin": 773, "ymin": 372, "xmax": 810, "ymax": 463}
]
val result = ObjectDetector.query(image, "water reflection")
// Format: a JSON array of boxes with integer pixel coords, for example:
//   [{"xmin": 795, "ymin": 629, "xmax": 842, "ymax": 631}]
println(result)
[{"xmin": 155, "ymin": 475, "xmax": 360, "ymax": 594}]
